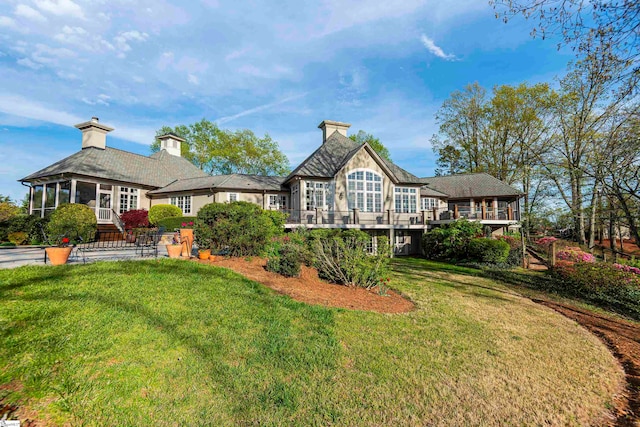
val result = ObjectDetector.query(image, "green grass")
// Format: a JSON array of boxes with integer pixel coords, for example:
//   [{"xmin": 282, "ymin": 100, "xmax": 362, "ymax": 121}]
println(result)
[{"xmin": 0, "ymin": 258, "xmax": 624, "ymax": 426}]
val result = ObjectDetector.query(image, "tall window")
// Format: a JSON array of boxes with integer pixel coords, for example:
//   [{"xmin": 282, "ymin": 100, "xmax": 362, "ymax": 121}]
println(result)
[
  {"xmin": 305, "ymin": 181, "xmax": 333, "ymax": 210},
  {"xmin": 171, "ymin": 195, "xmax": 192, "ymax": 214},
  {"xmin": 420, "ymin": 197, "xmax": 437, "ymax": 211},
  {"xmin": 347, "ymin": 170, "xmax": 382, "ymax": 212},
  {"xmin": 394, "ymin": 187, "xmax": 417, "ymax": 213},
  {"xmin": 119, "ymin": 187, "xmax": 139, "ymax": 214}
]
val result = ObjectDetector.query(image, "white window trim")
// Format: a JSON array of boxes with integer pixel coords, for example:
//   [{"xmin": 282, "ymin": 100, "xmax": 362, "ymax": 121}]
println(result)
[
  {"xmin": 227, "ymin": 193, "xmax": 239, "ymax": 202},
  {"xmin": 420, "ymin": 197, "xmax": 438, "ymax": 211},
  {"xmin": 305, "ymin": 181, "xmax": 334, "ymax": 211},
  {"xmin": 170, "ymin": 195, "xmax": 192, "ymax": 215},
  {"xmin": 346, "ymin": 168, "xmax": 383, "ymax": 213},
  {"xmin": 394, "ymin": 187, "xmax": 418, "ymax": 213}
]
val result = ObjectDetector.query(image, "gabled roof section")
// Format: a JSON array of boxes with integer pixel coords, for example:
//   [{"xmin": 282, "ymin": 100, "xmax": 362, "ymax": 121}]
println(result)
[
  {"xmin": 420, "ymin": 186, "xmax": 449, "ymax": 198},
  {"xmin": 286, "ymin": 131, "xmax": 422, "ymax": 185},
  {"xmin": 21, "ymin": 147, "xmax": 208, "ymax": 188},
  {"xmin": 420, "ymin": 173, "xmax": 523, "ymax": 199},
  {"xmin": 147, "ymin": 174, "xmax": 287, "ymax": 195}
]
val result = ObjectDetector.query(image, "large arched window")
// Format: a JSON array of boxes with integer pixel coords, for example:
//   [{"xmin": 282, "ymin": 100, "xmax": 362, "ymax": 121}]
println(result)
[{"xmin": 347, "ymin": 169, "xmax": 383, "ymax": 212}]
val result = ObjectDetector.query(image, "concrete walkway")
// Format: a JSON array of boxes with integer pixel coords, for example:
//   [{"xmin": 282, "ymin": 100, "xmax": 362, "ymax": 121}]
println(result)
[{"xmin": 0, "ymin": 246, "xmax": 171, "ymax": 269}]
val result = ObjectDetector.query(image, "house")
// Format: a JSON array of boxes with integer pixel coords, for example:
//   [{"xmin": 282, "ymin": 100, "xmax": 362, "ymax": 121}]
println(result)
[{"xmin": 20, "ymin": 118, "xmax": 523, "ymax": 255}]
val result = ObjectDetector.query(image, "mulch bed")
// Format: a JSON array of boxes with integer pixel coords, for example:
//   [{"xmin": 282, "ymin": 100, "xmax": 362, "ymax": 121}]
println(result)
[
  {"xmin": 533, "ymin": 299, "xmax": 640, "ymax": 426},
  {"xmin": 198, "ymin": 257, "xmax": 415, "ymax": 314}
]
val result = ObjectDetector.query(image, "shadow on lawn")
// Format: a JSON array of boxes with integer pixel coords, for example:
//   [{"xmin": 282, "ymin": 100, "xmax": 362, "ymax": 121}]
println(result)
[{"xmin": 2, "ymin": 260, "xmax": 341, "ymax": 421}]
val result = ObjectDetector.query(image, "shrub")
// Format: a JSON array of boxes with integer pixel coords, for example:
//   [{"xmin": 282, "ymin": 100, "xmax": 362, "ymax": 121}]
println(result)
[
  {"xmin": 422, "ymin": 219, "xmax": 484, "ymax": 260},
  {"xmin": 468, "ymin": 238, "xmax": 510, "ymax": 263},
  {"xmin": 7, "ymin": 231, "xmax": 28, "ymax": 245},
  {"xmin": 0, "ymin": 201, "xmax": 20, "ymax": 223},
  {"xmin": 496, "ymin": 235, "xmax": 523, "ymax": 267},
  {"xmin": 149, "ymin": 204, "xmax": 182, "ymax": 225},
  {"xmin": 552, "ymin": 262, "xmax": 640, "ymax": 319},
  {"xmin": 157, "ymin": 216, "xmax": 197, "ymax": 231},
  {"xmin": 266, "ymin": 242, "xmax": 302, "ymax": 277},
  {"xmin": 310, "ymin": 229, "xmax": 390, "ymax": 289},
  {"xmin": 194, "ymin": 202, "xmax": 284, "ymax": 257},
  {"xmin": 120, "ymin": 209, "xmax": 149, "ymax": 230},
  {"xmin": 47, "ymin": 204, "xmax": 97, "ymax": 243},
  {"xmin": 0, "ymin": 242, "xmax": 16, "ymax": 247},
  {"xmin": 556, "ymin": 247, "xmax": 596, "ymax": 263},
  {"xmin": 0, "ymin": 214, "xmax": 50, "ymax": 244}
]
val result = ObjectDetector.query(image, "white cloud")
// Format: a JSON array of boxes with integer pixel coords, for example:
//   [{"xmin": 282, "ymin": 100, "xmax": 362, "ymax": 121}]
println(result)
[
  {"xmin": 0, "ymin": 16, "xmax": 16, "ymax": 28},
  {"xmin": 15, "ymin": 5, "xmax": 48, "ymax": 22},
  {"xmin": 157, "ymin": 51, "xmax": 174, "ymax": 70},
  {"xmin": 216, "ymin": 93, "xmax": 308, "ymax": 124},
  {"xmin": 82, "ymin": 94, "xmax": 111, "ymax": 106},
  {"xmin": 17, "ymin": 58, "xmax": 42, "ymax": 69},
  {"xmin": 188, "ymin": 74, "xmax": 199, "ymax": 85},
  {"xmin": 0, "ymin": 95, "xmax": 82, "ymax": 127},
  {"xmin": 420, "ymin": 34, "xmax": 456, "ymax": 61},
  {"xmin": 225, "ymin": 47, "xmax": 249, "ymax": 61},
  {"xmin": 113, "ymin": 30, "xmax": 149, "ymax": 58},
  {"xmin": 34, "ymin": 0, "xmax": 85, "ymax": 19}
]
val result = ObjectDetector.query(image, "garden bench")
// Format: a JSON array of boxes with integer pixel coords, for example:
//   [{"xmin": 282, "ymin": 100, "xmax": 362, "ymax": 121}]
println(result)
[{"xmin": 75, "ymin": 227, "xmax": 165, "ymax": 263}]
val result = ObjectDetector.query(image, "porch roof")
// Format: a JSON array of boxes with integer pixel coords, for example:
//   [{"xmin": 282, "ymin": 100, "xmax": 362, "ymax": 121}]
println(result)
[
  {"xmin": 419, "ymin": 173, "xmax": 524, "ymax": 199},
  {"xmin": 147, "ymin": 174, "xmax": 287, "ymax": 195},
  {"xmin": 20, "ymin": 147, "xmax": 208, "ymax": 188}
]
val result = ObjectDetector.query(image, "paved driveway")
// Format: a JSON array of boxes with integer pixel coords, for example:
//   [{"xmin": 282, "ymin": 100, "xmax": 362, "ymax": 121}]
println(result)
[{"xmin": 0, "ymin": 246, "xmax": 171, "ymax": 269}]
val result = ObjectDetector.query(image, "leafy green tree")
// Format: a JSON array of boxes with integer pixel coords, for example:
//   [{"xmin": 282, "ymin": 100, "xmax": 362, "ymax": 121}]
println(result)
[
  {"xmin": 349, "ymin": 130, "xmax": 392, "ymax": 161},
  {"xmin": 151, "ymin": 119, "xmax": 290, "ymax": 176}
]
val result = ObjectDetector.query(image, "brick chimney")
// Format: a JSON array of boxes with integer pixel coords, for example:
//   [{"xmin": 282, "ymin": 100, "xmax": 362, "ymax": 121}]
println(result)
[
  {"xmin": 157, "ymin": 133, "xmax": 185, "ymax": 157},
  {"xmin": 318, "ymin": 120, "xmax": 351, "ymax": 143},
  {"xmin": 74, "ymin": 117, "xmax": 114, "ymax": 150}
]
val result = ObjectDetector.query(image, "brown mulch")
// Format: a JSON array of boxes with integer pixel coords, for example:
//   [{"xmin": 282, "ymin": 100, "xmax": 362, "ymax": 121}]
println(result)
[
  {"xmin": 198, "ymin": 257, "xmax": 415, "ymax": 314},
  {"xmin": 598, "ymin": 240, "xmax": 640, "ymax": 256},
  {"xmin": 533, "ymin": 299, "xmax": 640, "ymax": 426}
]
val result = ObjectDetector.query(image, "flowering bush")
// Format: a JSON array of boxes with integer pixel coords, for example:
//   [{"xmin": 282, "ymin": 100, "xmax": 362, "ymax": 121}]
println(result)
[
  {"xmin": 556, "ymin": 247, "xmax": 596, "ymax": 263},
  {"xmin": 120, "ymin": 209, "xmax": 149, "ymax": 230},
  {"xmin": 614, "ymin": 263, "xmax": 640, "ymax": 275},
  {"xmin": 552, "ymin": 262, "xmax": 640, "ymax": 319},
  {"xmin": 181, "ymin": 221, "xmax": 194, "ymax": 228},
  {"xmin": 535, "ymin": 236, "xmax": 557, "ymax": 246}
]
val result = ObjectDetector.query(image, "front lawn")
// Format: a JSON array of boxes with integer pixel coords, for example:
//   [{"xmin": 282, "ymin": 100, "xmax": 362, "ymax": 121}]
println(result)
[{"xmin": 0, "ymin": 259, "xmax": 623, "ymax": 425}]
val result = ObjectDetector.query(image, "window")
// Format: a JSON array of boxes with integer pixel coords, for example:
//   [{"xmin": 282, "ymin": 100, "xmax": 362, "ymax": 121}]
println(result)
[
  {"xmin": 421, "ymin": 197, "xmax": 437, "ymax": 211},
  {"xmin": 394, "ymin": 187, "xmax": 417, "ymax": 213},
  {"xmin": 32, "ymin": 185, "xmax": 43, "ymax": 210},
  {"xmin": 119, "ymin": 187, "xmax": 139, "ymax": 214},
  {"xmin": 268, "ymin": 194, "xmax": 287, "ymax": 209},
  {"xmin": 228, "ymin": 193, "xmax": 238, "ymax": 202},
  {"xmin": 305, "ymin": 181, "xmax": 333, "ymax": 210},
  {"xmin": 347, "ymin": 169, "xmax": 382, "ymax": 212},
  {"xmin": 58, "ymin": 181, "xmax": 71, "ymax": 205},
  {"xmin": 171, "ymin": 195, "xmax": 192, "ymax": 214},
  {"xmin": 75, "ymin": 181, "xmax": 96, "ymax": 206}
]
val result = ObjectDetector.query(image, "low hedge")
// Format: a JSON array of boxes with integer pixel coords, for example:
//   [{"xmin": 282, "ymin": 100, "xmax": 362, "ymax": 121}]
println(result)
[
  {"xmin": 149, "ymin": 204, "xmax": 182, "ymax": 225},
  {"xmin": 468, "ymin": 238, "xmax": 510, "ymax": 264},
  {"xmin": 266, "ymin": 242, "xmax": 302, "ymax": 278},
  {"xmin": 157, "ymin": 216, "xmax": 197, "ymax": 231},
  {"xmin": 0, "ymin": 214, "xmax": 50, "ymax": 244}
]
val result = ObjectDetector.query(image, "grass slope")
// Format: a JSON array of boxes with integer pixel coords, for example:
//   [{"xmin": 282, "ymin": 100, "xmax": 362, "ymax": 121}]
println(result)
[{"xmin": 0, "ymin": 259, "xmax": 624, "ymax": 426}]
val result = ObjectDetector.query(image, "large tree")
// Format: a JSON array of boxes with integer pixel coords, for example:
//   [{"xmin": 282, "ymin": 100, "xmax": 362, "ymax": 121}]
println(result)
[
  {"xmin": 349, "ymin": 130, "xmax": 392, "ymax": 161},
  {"xmin": 151, "ymin": 119, "xmax": 290, "ymax": 176},
  {"xmin": 492, "ymin": 0, "xmax": 640, "ymax": 93}
]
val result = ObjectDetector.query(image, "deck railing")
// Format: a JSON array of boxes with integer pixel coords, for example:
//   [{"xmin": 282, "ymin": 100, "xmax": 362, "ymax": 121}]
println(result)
[{"xmin": 276, "ymin": 206, "xmax": 519, "ymax": 226}]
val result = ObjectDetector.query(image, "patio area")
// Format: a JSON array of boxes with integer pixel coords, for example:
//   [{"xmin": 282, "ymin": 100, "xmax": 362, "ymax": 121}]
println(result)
[{"xmin": 0, "ymin": 245, "xmax": 171, "ymax": 269}]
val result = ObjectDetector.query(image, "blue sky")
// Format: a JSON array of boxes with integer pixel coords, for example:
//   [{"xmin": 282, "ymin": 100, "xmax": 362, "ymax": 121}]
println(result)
[{"xmin": 0, "ymin": 0, "xmax": 574, "ymax": 202}]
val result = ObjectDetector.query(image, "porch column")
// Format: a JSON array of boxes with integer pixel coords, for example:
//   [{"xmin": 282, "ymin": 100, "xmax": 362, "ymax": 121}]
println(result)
[
  {"xmin": 493, "ymin": 197, "xmax": 498, "ymax": 218},
  {"xmin": 389, "ymin": 228, "xmax": 395, "ymax": 258},
  {"xmin": 481, "ymin": 199, "xmax": 486, "ymax": 219},
  {"xmin": 507, "ymin": 206, "xmax": 513, "ymax": 220},
  {"xmin": 28, "ymin": 185, "xmax": 33, "ymax": 215},
  {"xmin": 453, "ymin": 204, "xmax": 459, "ymax": 219},
  {"xmin": 54, "ymin": 182, "xmax": 60, "ymax": 208},
  {"xmin": 470, "ymin": 198, "xmax": 475, "ymax": 216},
  {"xmin": 40, "ymin": 184, "xmax": 46, "ymax": 218},
  {"xmin": 70, "ymin": 179, "xmax": 76, "ymax": 203}
]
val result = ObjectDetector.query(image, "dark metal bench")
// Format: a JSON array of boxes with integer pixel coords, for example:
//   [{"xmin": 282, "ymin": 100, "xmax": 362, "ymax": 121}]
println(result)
[{"xmin": 75, "ymin": 227, "xmax": 165, "ymax": 263}]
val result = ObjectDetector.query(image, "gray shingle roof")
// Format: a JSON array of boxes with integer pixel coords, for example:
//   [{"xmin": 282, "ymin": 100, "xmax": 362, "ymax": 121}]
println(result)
[
  {"xmin": 286, "ymin": 131, "xmax": 422, "ymax": 184},
  {"xmin": 147, "ymin": 174, "xmax": 287, "ymax": 195},
  {"xmin": 420, "ymin": 186, "xmax": 449, "ymax": 198},
  {"xmin": 420, "ymin": 173, "xmax": 523, "ymax": 199},
  {"xmin": 20, "ymin": 147, "xmax": 208, "ymax": 188}
]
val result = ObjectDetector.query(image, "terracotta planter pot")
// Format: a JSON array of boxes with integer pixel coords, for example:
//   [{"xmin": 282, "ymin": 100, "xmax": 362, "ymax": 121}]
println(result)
[
  {"xmin": 125, "ymin": 233, "xmax": 136, "ymax": 243},
  {"xmin": 166, "ymin": 244, "xmax": 182, "ymax": 258},
  {"xmin": 198, "ymin": 249, "xmax": 211, "ymax": 260},
  {"xmin": 45, "ymin": 246, "xmax": 72, "ymax": 265},
  {"xmin": 209, "ymin": 254, "xmax": 217, "ymax": 262},
  {"xmin": 180, "ymin": 228, "xmax": 194, "ymax": 257}
]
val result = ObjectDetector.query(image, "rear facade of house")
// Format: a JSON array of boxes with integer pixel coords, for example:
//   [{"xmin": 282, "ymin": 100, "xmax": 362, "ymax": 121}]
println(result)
[{"xmin": 20, "ymin": 118, "xmax": 523, "ymax": 255}]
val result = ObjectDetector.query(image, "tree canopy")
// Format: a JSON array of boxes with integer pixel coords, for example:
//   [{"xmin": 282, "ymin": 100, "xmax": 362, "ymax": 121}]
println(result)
[
  {"xmin": 151, "ymin": 119, "xmax": 290, "ymax": 176},
  {"xmin": 348, "ymin": 130, "xmax": 392, "ymax": 161}
]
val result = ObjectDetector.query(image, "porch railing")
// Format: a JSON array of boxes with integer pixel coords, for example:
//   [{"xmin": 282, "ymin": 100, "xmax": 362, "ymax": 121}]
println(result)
[
  {"xmin": 276, "ymin": 206, "xmax": 520, "ymax": 226},
  {"xmin": 97, "ymin": 207, "xmax": 112, "ymax": 222}
]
